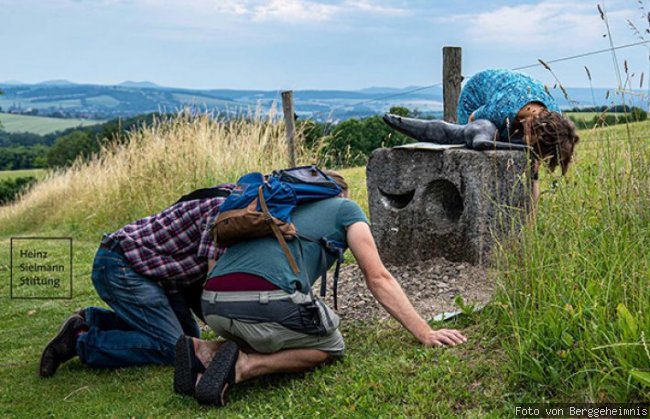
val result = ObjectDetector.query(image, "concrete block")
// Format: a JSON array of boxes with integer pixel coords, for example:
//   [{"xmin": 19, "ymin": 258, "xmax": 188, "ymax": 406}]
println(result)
[{"xmin": 366, "ymin": 147, "xmax": 532, "ymax": 266}]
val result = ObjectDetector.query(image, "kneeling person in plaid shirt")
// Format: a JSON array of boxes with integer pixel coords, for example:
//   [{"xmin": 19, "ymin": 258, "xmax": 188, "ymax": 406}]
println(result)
[{"xmin": 39, "ymin": 185, "xmax": 232, "ymax": 377}]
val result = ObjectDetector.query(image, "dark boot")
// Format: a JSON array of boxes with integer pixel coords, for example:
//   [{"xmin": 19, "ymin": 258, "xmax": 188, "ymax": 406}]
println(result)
[
  {"xmin": 383, "ymin": 113, "xmax": 530, "ymax": 151},
  {"xmin": 39, "ymin": 313, "xmax": 88, "ymax": 377},
  {"xmin": 383, "ymin": 114, "xmax": 469, "ymax": 145}
]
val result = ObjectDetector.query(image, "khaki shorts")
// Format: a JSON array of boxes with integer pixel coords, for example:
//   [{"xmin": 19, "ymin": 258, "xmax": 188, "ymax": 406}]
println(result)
[
  {"xmin": 205, "ymin": 315, "xmax": 345, "ymax": 356},
  {"xmin": 202, "ymin": 290, "xmax": 345, "ymax": 356}
]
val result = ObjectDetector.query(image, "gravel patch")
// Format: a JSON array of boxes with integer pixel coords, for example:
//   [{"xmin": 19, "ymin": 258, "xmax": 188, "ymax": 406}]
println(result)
[{"xmin": 320, "ymin": 258, "xmax": 494, "ymax": 322}]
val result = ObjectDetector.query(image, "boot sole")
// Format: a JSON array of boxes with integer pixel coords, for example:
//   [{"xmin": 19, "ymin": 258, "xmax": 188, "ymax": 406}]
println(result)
[
  {"xmin": 194, "ymin": 341, "xmax": 238, "ymax": 406},
  {"xmin": 173, "ymin": 336, "xmax": 200, "ymax": 396}
]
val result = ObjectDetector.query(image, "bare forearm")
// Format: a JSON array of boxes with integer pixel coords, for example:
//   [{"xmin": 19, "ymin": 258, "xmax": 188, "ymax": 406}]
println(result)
[
  {"xmin": 347, "ymin": 221, "xmax": 467, "ymax": 346},
  {"xmin": 366, "ymin": 272, "xmax": 431, "ymax": 341}
]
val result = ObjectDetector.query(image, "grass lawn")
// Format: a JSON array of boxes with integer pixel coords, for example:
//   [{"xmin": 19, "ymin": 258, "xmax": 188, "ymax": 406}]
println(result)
[
  {"xmin": 0, "ymin": 113, "xmax": 102, "ymax": 135},
  {"xmin": 0, "ymin": 160, "xmax": 511, "ymax": 417},
  {"xmin": 0, "ymin": 168, "xmax": 46, "ymax": 181},
  {"xmin": 0, "ymin": 236, "xmax": 510, "ymax": 418},
  {"xmin": 0, "ymin": 164, "xmax": 511, "ymax": 417}
]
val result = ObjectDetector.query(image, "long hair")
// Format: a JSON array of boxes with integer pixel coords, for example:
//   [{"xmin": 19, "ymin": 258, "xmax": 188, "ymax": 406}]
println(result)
[
  {"xmin": 525, "ymin": 110, "xmax": 580, "ymax": 175},
  {"xmin": 322, "ymin": 169, "xmax": 348, "ymax": 192}
]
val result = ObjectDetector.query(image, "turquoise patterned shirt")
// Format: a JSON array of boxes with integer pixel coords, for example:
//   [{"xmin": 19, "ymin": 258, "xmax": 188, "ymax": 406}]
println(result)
[{"xmin": 457, "ymin": 69, "xmax": 561, "ymax": 139}]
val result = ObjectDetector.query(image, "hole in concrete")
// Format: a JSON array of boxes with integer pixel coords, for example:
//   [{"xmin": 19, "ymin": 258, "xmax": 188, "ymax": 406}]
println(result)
[
  {"xmin": 423, "ymin": 180, "xmax": 464, "ymax": 222},
  {"xmin": 378, "ymin": 188, "xmax": 415, "ymax": 209}
]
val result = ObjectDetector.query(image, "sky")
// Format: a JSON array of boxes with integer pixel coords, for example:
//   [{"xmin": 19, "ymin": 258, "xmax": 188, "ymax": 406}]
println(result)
[{"xmin": 1, "ymin": 0, "xmax": 649, "ymax": 90}]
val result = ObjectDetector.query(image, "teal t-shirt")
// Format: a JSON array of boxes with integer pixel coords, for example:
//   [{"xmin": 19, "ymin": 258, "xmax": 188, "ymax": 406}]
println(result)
[
  {"xmin": 457, "ymin": 69, "xmax": 561, "ymax": 140},
  {"xmin": 209, "ymin": 198, "xmax": 369, "ymax": 293}
]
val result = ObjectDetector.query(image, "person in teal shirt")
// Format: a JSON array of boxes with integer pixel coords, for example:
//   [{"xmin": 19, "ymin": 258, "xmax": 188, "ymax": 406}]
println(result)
[
  {"xmin": 173, "ymin": 170, "xmax": 468, "ymax": 407},
  {"xmin": 457, "ymin": 68, "xmax": 562, "ymax": 140},
  {"xmin": 383, "ymin": 69, "xmax": 580, "ymax": 204},
  {"xmin": 207, "ymin": 197, "xmax": 365, "ymax": 294}
]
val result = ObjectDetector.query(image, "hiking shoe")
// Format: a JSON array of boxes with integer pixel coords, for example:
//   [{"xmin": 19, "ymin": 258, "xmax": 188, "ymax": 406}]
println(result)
[
  {"xmin": 39, "ymin": 313, "xmax": 87, "ymax": 378},
  {"xmin": 75, "ymin": 308, "xmax": 86, "ymax": 319},
  {"xmin": 195, "ymin": 341, "xmax": 239, "ymax": 406},
  {"xmin": 173, "ymin": 335, "xmax": 206, "ymax": 396}
]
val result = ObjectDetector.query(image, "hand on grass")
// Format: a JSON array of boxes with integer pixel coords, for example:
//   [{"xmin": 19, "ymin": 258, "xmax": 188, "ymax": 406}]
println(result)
[{"xmin": 420, "ymin": 329, "xmax": 467, "ymax": 347}]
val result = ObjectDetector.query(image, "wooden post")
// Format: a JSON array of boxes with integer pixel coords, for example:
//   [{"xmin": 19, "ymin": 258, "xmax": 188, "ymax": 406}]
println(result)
[
  {"xmin": 281, "ymin": 90, "xmax": 296, "ymax": 167},
  {"xmin": 443, "ymin": 46, "xmax": 462, "ymax": 123}
]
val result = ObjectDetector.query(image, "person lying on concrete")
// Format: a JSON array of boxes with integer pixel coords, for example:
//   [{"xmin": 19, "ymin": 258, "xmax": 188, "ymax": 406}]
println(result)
[
  {"xmin": 39, "ymin": 185, "xmax": 233, "ymax": 377},
  {"xmin": 383, "ymin": 68, "xmax": 580, "ymax": 203},
  {"xmin": 173, "ymin": 171, "xmax": 467, "ymax": 406}
]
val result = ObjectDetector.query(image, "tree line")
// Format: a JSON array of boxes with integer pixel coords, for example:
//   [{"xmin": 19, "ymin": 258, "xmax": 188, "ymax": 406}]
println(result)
[
  {"xmin": 0, "ymin": 113, "xmax": 160, "ymax": 170},
  {"xmin": 1, "ymin": 105, "xmax": 647, "ymax": 205},
  {"xmin": 566, "ymin": 106, "xmax": 647, "ymax": 129},
  {"xmin": 3, "ymin": 105, "xmax": 648, "ymax": 172}
]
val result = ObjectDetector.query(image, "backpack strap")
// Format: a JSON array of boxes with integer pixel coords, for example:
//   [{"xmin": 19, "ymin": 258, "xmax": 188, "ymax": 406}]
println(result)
[
  {"xmin": 257, "ymin": 185, "xmax": 301, "ymax": 274},
  {"xmin": 174, "ymin": 185, "xmax": 232, "ymax": 205},
  {"xmin": 299, "ymin": 233, "xmax": 345, "ymax": 310},
  {"xmin": 320, "ymin": 238, "xmax": 345, "ymax": 310}
]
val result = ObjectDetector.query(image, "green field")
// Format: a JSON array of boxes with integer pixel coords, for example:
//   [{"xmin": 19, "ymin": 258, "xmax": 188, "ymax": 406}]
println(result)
[
  {"xmin": 0, "ymin": 113, "xmax": 102, "ymax": 135},
  {"xmin": 565, "ymin": 111, "xmax": 624, "ymax": 121},
  {"xmin": 0, "ymin": 168, "xmax": 46, "ymax": 180}
]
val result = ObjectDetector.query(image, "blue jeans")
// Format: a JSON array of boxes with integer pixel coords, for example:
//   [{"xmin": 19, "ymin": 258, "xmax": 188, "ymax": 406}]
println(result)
[{"xmin": 76, "ymin": 246, "xmax": 200, "ymax": 368}]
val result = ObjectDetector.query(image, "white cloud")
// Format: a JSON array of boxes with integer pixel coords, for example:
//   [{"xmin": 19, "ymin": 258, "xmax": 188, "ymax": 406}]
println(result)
[
  {"xmin": 137, "ymin": 0, "xmax": 409, "ymax": 23},
  {"xmin": 251, "ymin": 0, "xmax": 339, "ymax": 22},
  {"xmin": 209, "ymin": 0, "xmax": 250, "ymax": 15},
  {"xmin": 343, "ymin": 0, "xmax": 409, "ymax": 16},
  {"xmin": 248, "ymin": 0, "xmax": 409, "ymax": 22},
  {"xmin": 444, "ymin": 1, "xmax": 636, "ymax": 48},
  {"xmin": 51, "ymin": 0, "xmax": 412, "ymax": 25}
]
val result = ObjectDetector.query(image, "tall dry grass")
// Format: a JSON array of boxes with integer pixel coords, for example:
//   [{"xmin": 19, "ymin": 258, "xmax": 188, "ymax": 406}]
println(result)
[{"xmin": 0, "ymin": 112, "xmax": 308, "ymax": 238}]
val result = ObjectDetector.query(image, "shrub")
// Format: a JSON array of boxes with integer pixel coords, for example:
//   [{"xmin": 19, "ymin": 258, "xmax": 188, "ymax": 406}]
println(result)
[
  {"xmin": 0, "ymin": 176, "xmax": 37, "ymax": 205},
  {"xmin": 617, "ymin": 107, "xmax": 648, "ymax": 124},
  {"xmin": 592, "ymin": 113, "xmax": 618, "ymax": 127},
  {"xmin": 317, "ymin": 106, "xmax": 414, "ymax": 168},
  {"xmin": 630, "ymin": 107, "xmax": 648, "ymax": 122},
  {"xmin": 46, "ymin": 131, "xmax": 97, "ymax": 167},
  {"xmin": 567, "ymin": 115, "xmax": 592, "ymax": 130}
]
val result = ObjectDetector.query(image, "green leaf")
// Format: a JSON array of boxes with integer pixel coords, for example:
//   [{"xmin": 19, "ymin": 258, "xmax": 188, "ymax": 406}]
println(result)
[
  {"xmin": 453, "ymin": 294, "xmax": 476, "ymax": 315},
  {"xmin": 616, "ymin": 303, "xmax": 638, "ymax": 336},
  {"xmin": 454, "ymin": 294, "xmax": 465, "ymax": 310},
  {"xmin": 630, "ymin": 370, "xmax": 650, "ymax": 387}
]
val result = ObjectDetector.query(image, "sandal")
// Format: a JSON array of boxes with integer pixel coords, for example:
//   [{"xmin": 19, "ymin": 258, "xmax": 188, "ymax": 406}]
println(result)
[
  {"xmin": 173, "ymin": 335, "xmax": 206, "ymax": 396},
  {"xmin": 194, "ymin": 341, "xmax": 239, "ymax": 406}
]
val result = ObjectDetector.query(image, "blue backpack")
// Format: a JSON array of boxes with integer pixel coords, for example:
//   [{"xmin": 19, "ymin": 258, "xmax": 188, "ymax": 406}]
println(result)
[{"xmin": 212, "ymin": 165, "xmax": 346, "ymax": 307}]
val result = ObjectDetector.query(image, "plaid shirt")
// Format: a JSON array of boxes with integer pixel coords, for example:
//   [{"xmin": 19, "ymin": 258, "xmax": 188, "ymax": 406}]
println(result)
[{"xmin": 110, "ymin": 189, "xmax": 231, "ymax": 293}]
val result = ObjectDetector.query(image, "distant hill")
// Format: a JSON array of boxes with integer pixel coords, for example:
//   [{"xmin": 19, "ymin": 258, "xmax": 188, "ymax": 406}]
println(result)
[
  {"xmin": 0, "ymin": 80, "xmax": 645, "ymax": 122},
  {"xmin": 117, "ymin": 81, "xmax": 160, "ymax": 88},
  {"xmin": 36, "ymin": 79, "xmax": 77, "ymax": 86}
]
